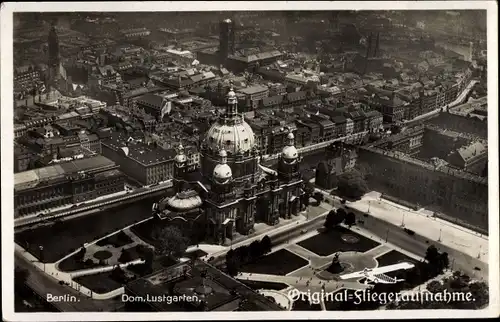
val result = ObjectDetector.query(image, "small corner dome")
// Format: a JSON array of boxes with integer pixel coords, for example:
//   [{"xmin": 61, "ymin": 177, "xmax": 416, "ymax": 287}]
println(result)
[
  {"xmin": 213, "ymin": 163, "xmax": 232, "ymax": 183},
  {"xmin": 282, "ymin": 145, "xmax": 298, "ymax": 160},
  {"xmin": 227, "ymin": 88, "xmax": 236, "ymax": 99},
  {"xmin": 287, "ymin": 132, "xmax": 294, "ymax": 140},
  {"xmin": 175, "ymin": 144, "xmax": 187, "ymax": 163},
  {"xmin": 175, "ymin": 152, "xmax": 187, "ymax": 163}
]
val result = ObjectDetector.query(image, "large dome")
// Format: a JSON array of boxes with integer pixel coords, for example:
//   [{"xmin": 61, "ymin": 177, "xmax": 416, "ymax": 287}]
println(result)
[
  {"xmin": 203, "ymin": 86, "xmax": 256, "ymax": 155},
  {"xmin": 205, "ymin": 120, "xmax": 255, "ymax": 155}
]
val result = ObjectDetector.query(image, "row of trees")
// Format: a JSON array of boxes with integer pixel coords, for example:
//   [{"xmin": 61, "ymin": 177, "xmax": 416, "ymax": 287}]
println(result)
[
  {"xmin": 424, "ymin": 245, "xmax": 450, "ymax": 276},
  {"xmin": 324, "ymin": 208, "xmax": 356, "ymax": 230},
  {"xmin": 314, "ymin": 163, "xmax": 369, "ymax": 201},
  {"xmin": 152, "ymin": 226, "xmax": 189, "ymax": 258},
  {"xmin": 226, "ymin": 235, "xmax": 272, "ymax": 276},
  {"xmin": 387, "ymin": 266, "xmax": 488, "ymax": 309},
  {"xmin": 336, "ymin": 169, "xmax": 368, "ymax": 200}
]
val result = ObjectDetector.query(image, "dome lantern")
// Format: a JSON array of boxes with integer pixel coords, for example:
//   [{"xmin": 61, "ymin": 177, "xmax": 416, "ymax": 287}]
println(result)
[
  {"xmin": 174, "ymin": 143, "xmax": 187, "ymax": 165},
  {"xmin": 226, "ymin": 85, "xmax": 238, "ymax": 117}
]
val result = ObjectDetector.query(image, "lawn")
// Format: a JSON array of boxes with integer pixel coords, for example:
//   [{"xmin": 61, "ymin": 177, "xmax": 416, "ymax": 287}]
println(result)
[
  {"xmin": 240, "ymin": 280, "xmax": 289, "ymax": 291},
  {"xmin": 375, "ymin": 250, "xmax": 420, "ymax": 278},
  {"xmin": 58, "ymin": 255, "xmax": 106, "ymax": 272},
  {"xmin": 129, "ymin": 217, "xmax": 159, "ymax": 246},
  {"xmin": 73, "ymin": 254, "xmax": 178, "ymax": 294},
  {"xmin": 94, "ymin": 250, "xmax": 113, "ymax": 260},
  {"xmin": 298, "ymin": 226, "xmax": 380, "ymax": 256},
  {"xmin": 118, "ymin": 244, "xmax": 149, "ymax": 263},
  {"xmin": 15, "ymin": 197, "xmax": 156, "ymax": 263},
  {"xmin": 95, "ymin": 231, "xmax": 133, "ymax": 248},
  {"xmin": 240, "ymin": 249, "xmax": 308, "ymax": 276},
  {"xmin": 183, "ymin": 249, "xmax": 208, "ymax": 260},
  {"xmin": 74, "ymin": 272, "xmax": 123, "ymax": 294}
]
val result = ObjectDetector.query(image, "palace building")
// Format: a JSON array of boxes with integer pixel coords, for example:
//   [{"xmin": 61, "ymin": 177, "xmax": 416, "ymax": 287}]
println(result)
[{"xmin": 152, "ymin": 87, "xmax": 305, "ymax": 244}]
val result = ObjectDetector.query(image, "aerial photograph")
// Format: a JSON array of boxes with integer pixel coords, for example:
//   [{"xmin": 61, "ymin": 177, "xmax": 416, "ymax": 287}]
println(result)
[{"xmin": 5, "ymin": 6, "xmax": 494, "ymax": 317}]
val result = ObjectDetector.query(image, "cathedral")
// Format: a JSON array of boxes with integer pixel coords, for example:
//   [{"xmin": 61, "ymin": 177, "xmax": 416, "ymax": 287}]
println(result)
[{"xmin": 152, "ymin": 87, "xmax": 305, "ymax": 245}]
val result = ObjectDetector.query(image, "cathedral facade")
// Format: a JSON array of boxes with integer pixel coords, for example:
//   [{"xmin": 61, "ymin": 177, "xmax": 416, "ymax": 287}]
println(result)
[{"xmin": 152, "ymin": 87, "xmax": 305, "ymax": 245}]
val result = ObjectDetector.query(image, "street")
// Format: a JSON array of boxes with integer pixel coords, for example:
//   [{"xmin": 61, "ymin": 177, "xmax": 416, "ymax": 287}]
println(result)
[{"xmin": 15, "ymin": 253, "xmax": 124, "ymax": 312}]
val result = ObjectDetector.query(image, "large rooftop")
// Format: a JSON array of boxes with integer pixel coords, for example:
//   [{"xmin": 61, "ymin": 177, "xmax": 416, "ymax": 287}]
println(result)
[
  {"xmin": 14, "ymin": 155, "xmax": 116, "ymax": 192},
  {"xmin": 102, "ymin": 132, "xmax": 176, "ymax": 167},
  {"xmin": 237, "ymin": 85, "xmax": 269, "ymax": 95},
  {"xmin": 448, "ymin": 96, "xmax": 487, "ymax": 120},
  {"xmin": 126, "ymin": 259, "xmax": 283, "ymax": 311}
]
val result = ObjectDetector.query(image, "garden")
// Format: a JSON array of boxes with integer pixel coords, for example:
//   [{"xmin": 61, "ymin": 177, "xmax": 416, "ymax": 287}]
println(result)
[
  {"xmin": 240, "ymin": 249, "xmax": 308, "ymax": 276},
  {"xmin": 298, "ymin": 226, "xmax": 380, "ymax": 256}
]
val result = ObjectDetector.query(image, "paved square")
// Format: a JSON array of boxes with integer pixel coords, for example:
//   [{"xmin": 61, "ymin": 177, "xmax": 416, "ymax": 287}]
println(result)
[{"xmin": 241, "ymin": 249, "xmax": 309, "ymax": 276}]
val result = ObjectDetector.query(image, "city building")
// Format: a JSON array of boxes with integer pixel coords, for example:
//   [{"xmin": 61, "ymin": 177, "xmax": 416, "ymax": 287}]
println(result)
[
  {"xmin": 357, "ymin": 127, "xmax": 488, "ymax": 231},
  {"xmin": 219, "ymin": 18, "xmax": 236, "ymax": 66},
  {"xmin": 124, "ymin": 259, "xmax": 284, "ymax": 311},
  {"xmin": 236, "ymin": 85, "xmax": 269, "ymax": 109},
  {"xmin": 315, "ymin": 143, "xmax": 358, "ymax": 189},
  {"xmin": 120, "ymin": 27, "xmax": 151, "ymax": 39},
  {"xmin": 14, "ymin": 155, "xmax": 124, "ymax": 217},
  {"xmin": 101, "ymin": 133, "xmax": 176, "ymax": 186},
  {"xmin": 446, "ymin": 140, "xmax": 487, "ymax": 174}
]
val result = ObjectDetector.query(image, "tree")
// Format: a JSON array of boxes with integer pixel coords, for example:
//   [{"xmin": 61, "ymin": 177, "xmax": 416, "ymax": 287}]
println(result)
[
  {"xmin": 110, "ymin": 266, "xmax": 127, "ymax": 284},
  {"xmin": 75, "ymin": 246, "xmax": 86, "ymax": 262},
  {"xmin": 153, "ymin": 226, "xmax": 189, "ymax": 258},
  {"xmin": 140, "ymin": 247, "xmax": 155, "ymax": 266},
  {"xmin": 236, "ymin": 245, "xmax": 251, "ymax": 264},
  {"xmin": 344, "ymin": 212, "xmax": 356, "ymax": 227},
  {"xmin": 226, "ymin": 250, "xmax": 240, "ymax": 277},
  {"xmin": 336, "ymin": 208, "xmax": 347, "ymax": 221},
  {"xmin": 249, "ymin": 240, "xmax": 262, "ymax": 259},
  {"xmin": 425, "ymin": 245, "xmax": 440, "ymax": 264},
  {"xmin": 304, "ymin": 182, "xmax": 315, "ymax": 195},
  {"xmin": 261, "ymin": 235, "xmax": 272, "ymax": 254},
  {"xmin": 315, "ymin": 162, "xmax": 331, "ymax": 189},
  {"xmin": 15, "ymin": 266, "xmax": 29, "ymax": 288},
  {"xmin": 313, "ymin": 191, "xmax": 324, "ymax": 203},
  {"xmin": 438, "ymin": 252, "xmax": 450, "ymax": 272},
  {"xmin": 118, "ymin": 249, "xmax": 132, "ymax": 263},
  {"xmin": 337, "ymin": 170, "xmax": 368, "ymax": 200},
  {"xmin": 324, "ymin": 210, "xmax": 336, "ymax": 230}
]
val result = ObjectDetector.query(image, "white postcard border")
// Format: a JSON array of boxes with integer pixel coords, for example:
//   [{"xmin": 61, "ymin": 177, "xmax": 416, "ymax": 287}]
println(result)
[{"xmin": 1, "ymin": 1, "xmax": 498, "ymax": 320}]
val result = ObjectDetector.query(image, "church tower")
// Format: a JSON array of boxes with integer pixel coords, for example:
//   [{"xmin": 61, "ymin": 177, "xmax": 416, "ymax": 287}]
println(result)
[
  {"xmin": 173, "ymin": 143, "xmax": 188, "ymax": 193},
  {"xmin": 201, "ymin": 86, "xmax": 260, "ymax": 244},
  {"xmin": 277, "ymin": 132, "xmax": 302, "ymax": 219},
  {"xmin": 47, "ymin": 22, "xmax": 61, "ymax": 84}
]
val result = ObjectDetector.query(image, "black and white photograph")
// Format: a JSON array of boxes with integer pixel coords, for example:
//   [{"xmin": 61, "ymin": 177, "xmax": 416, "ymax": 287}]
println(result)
[{"xmin": 1, "ymin": 1, "xmax": 498, "ymax": 320}]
